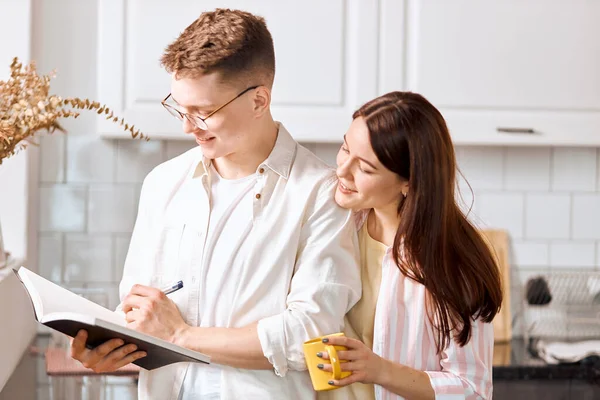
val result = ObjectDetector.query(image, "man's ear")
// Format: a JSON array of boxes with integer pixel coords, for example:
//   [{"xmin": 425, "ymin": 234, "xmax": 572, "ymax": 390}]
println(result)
[{"xmin": 252, "ymin": 86, "xmax": 271, "ymax": 116}]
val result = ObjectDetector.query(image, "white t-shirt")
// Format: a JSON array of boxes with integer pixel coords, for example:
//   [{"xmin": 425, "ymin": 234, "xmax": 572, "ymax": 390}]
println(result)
[{"xmin": 180, "ymin": 163, "xmax": 257, "ymax": 399}]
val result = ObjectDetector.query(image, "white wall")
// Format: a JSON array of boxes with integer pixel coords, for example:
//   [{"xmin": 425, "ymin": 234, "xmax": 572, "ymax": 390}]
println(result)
[{"xmin": 0, "ymin": 0, "xmax": 33, "ymax": 261}]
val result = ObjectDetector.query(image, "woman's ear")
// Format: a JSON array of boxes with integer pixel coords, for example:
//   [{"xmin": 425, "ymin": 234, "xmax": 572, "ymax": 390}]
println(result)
[{"xmin": 400, "ymin": 180, "xmax": 410, "ymax": 198}]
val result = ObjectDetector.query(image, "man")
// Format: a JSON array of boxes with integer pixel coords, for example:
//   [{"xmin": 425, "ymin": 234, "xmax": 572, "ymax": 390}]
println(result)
[{"xmin": 70, "ymin": 8, "xmax": 361, "ymax": 400}]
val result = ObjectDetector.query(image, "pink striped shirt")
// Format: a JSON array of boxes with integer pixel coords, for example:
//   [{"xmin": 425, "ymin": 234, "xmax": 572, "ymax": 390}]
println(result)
[{"xmin": 358, "ymin": 213, "xmax": 494, "ymax": 400}]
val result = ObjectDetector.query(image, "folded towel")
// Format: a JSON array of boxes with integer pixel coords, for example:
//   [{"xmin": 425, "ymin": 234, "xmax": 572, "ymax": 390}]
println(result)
[{"xmin": 536, "ymin": 340, "xmax": 600, "ymax": 364}]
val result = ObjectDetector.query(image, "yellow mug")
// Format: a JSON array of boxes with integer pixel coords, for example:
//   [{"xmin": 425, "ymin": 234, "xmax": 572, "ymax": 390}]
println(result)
[{"xmin": 303, "ymin": 332, "xmax": 351, "ymax": 391}]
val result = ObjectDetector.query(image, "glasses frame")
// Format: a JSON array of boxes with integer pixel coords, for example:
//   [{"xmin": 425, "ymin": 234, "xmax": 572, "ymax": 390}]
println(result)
[{"xmin": 161, "ymin": 85, "xmax": 259, "ymax": 130}]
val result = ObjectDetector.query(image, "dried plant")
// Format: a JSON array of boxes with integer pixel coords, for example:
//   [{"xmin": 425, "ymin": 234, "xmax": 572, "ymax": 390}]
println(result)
[{"xmin": 0, "ymin": 57, "xmax": 147, "ymax": 164}]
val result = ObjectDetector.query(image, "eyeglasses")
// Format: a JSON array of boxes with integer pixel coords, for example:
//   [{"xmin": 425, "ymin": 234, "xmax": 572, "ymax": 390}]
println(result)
[{"xmin": 161, "ymin": 85, "xmax": 259, "ymax": 130}]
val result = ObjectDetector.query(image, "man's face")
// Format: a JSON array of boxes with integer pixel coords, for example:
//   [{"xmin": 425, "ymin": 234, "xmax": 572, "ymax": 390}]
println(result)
[{"xmin": 169, "ymin": 72, "xmax": 257, "ymax": 160}]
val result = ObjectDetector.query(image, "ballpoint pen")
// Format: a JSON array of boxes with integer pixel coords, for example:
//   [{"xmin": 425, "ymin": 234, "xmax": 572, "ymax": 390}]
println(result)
[{"xmin": 161, "ymin": 280, "xmax": 184, "ymax": 295}]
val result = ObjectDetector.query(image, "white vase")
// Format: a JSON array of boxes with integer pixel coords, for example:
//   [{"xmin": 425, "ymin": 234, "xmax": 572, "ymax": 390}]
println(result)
[{"xmin": 0, "ymin": 218, "xmax": 6, "ymax": 268}]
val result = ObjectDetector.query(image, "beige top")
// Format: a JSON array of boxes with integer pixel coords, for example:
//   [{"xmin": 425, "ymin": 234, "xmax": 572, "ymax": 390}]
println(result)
[{"xmin": 318, "ymin": 222, "xmax": 387, "ymax": 400}]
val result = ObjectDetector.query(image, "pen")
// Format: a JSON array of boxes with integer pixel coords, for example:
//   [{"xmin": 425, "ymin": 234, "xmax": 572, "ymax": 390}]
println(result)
[{"xmin": 161, "ymin": 280, "xmax": 184, "ymax": 295}]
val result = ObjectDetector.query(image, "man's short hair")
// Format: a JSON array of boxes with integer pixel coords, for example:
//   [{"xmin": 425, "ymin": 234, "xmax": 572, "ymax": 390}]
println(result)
[{"xmin": 161, "ymin": 8, "xmax": 275, "ymax": 88}]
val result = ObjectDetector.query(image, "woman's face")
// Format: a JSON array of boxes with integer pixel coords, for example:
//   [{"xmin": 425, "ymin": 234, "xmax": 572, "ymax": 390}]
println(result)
[{"xmin": 334, "ymin": 117, "xmax": 408, "ymax": 211}]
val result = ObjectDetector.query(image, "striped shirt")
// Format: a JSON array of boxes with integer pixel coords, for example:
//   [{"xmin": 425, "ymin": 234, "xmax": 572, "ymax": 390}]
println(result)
[{"xmin": 358, "ymin": 212, "xmax": 494, "ymax": 400}]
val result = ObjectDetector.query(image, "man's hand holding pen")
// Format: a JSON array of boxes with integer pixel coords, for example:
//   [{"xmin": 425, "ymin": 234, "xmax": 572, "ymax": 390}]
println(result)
[{"xmin": 122, "ymin": 282, "xmax": 188, "ymax": 344}]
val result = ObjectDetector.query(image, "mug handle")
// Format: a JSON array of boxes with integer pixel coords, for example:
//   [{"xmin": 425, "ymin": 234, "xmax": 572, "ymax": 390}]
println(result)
[{"xmin": 326, "ymin": 345, "xmax": 342, "ymax": 380}]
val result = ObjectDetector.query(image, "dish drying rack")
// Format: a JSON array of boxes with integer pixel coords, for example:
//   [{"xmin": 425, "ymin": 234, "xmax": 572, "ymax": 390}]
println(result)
[{"xmin": 522, "ymin": 271, "xmax": 600, "ymax": 343}]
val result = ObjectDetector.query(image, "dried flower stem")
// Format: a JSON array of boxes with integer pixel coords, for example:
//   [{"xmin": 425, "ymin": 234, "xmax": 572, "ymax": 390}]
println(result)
[{"xmin": 0, "ymin": 57, "xmax": 147, "ymax": 164}]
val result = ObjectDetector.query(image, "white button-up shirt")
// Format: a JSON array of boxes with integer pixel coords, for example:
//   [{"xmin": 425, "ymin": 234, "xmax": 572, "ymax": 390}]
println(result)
[{"xmin": 117, "ymin": 123, "xmax": 362, "ymax": 400}]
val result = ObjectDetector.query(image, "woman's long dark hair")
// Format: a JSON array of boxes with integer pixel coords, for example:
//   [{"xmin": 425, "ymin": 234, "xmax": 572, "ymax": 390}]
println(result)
[{"xmin": 354, "ymin": 91, "xmax": 502, "ymax": 353}]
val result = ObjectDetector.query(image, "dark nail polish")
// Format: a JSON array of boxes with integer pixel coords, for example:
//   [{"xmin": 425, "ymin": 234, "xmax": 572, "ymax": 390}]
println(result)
[
  {"xmin": 322, "ymin": 338, "xmax": 329, "ymax": 343},
  {"xmin": 328, "ymin": 381, "xmax": 334, "ymax": 385},
  {"xmin": 316, "ymin": 352, "xmax": 323, "ymax": 358},
  {"xmin": 317, "ymin": 364, "xmax": 324, "ymax": 369}
]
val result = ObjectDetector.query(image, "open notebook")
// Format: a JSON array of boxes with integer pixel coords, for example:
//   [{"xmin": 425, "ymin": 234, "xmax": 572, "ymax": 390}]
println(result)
[{"xmin": 14, "ymin": 266, "xmax": 210, "ymax": 370}]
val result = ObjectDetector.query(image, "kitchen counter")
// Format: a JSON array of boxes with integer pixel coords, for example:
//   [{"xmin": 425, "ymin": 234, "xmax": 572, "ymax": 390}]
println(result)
[
  {"xmin": 493, "ymin": 339, "xmax": 600, "ymax": 399},
  {"xmin": 493, "ymin": 339, "xmax": 600, "ymax": 382}
]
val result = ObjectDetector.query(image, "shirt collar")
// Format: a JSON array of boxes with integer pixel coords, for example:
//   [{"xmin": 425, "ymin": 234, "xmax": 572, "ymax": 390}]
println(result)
[{"xmin": 191, "ymin": 122, "xmax": 297, "ymax": 180}]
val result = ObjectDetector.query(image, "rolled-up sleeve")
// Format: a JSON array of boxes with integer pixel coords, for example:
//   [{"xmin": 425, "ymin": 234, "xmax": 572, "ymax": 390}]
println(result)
[
  {"xmin": 425, "ymin": 319, "xmax": 494, "ymax": 399},
  {"xmin": 256, "ymin": 177, "xmax": 362, "ymax": 377}
]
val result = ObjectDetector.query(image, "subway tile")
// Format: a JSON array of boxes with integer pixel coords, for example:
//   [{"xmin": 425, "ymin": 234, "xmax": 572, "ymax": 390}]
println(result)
[
  {"xmin": 511, "ymin": 241, "xmax": 549, "ymax": 267},
  {"xmin": 549, "ymin": 242, "xmax": 596, "ymax": 269},
  {"xmin": 572, "ymin": 194, "xmax": 600, "ymax": 239},
  {"xmin": 115, "ymin": 140, "xmax": 164, "ymax": 183},
  {"xmin": 551, "ymin": 148, "xmax": 597, "ymax": 192},
  {"xmin": 87, "ymin": 185, "xmax": 136, "ymax": 233},
  {"xmin": 313, "ymin": 143, "xmax": 341, "ymax": 168},
  {"xmin": 39, "ymin": 185, "xmax": 86, "ymax": 232},
  {"xmin": 39, "ymin": 133, "xmax": 65, "ymax": 183},
  {"xmin": 66, "ymin": 135, "xmax": 116, "ymax": 183},
  {"xmin": 38, "ymin": 233, "xmax": 63, "ymax": 282},
  {"xmin": 165, "ymin": 139, "xmax": 197, "ymax": 160},
  {"xmin": 504, "ymin": 147, "xmax": 551, "ymax": 191},
  {"xmin": 64, "ymin": 234, "xmax": 113, "ymax": 283},
  {"xmin": 114, "ymin": 235, "xmax": 131, "ymax": 282},
  {"xmin": 455, "ymin": 146, "xmax": 504, "ymax": 190},
  {"xmin": 474, "ymin": 193, "xmax": 524, "ymax": 239},
  {"xmin": 525, "ymin": 194, "xmax": 570, "ymax": 239}
]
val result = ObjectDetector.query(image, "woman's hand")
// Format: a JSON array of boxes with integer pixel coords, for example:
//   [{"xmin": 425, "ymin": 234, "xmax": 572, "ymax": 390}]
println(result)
[{"xmin": 317, "ymin": 335, "xmax": 386, "ymax": 387}]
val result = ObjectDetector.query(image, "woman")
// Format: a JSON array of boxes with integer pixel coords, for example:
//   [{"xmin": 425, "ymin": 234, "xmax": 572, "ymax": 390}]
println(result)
[{"xmin": 317, "ymin": 92, "xmax": 502, "ymax": 400}]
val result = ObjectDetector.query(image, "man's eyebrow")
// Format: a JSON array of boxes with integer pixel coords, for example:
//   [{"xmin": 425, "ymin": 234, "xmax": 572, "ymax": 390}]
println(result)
[{"xmin": 171, "ymin": 95, "xmax": 215, "ymax": 110}]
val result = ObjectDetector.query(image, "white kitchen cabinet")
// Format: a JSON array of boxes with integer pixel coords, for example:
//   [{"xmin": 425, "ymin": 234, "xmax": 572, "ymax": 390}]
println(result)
[
  {"xmin": 397, "ymin": 0, "xmax": 600, "ymax": 146},
  {"xmin": 97, "ymin": 0, "xmax": 380, "ymax": 142},
  {"xmin": 97, "ymin": 0, "xmax": 600, "ymax": 145}
]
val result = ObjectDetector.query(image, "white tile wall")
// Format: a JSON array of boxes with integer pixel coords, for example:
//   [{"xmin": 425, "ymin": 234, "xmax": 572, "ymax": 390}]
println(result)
[
  {"xmin": 115, "ymin": 140, "xmax": 164, "ymax": 183},
  {"xmin": 39, "ymin": 185, "xmax": 87, "ymax": 232},
  {"xmin": 504, "ymin": 147, "xmax": 551, "ymax": 191},
  {"xmin": 476, "ymin": 193, "xmax": 525, "ymax": 239},
  {"xmin": 64, "ymin": 234, "xmax": 113, "ymax": 283},
  {"xmin": 87, "ymin": 185, "xmax": 136, "ymax": 233},
  {"xmin": 572, "ymin": 194, "xmax": 600, "ymax": 239},
  {"xmin": 66, "ymin": 135, "xmax": 116, "ymax": 183},
  {"xmin": 525, "ymin": 194, "xmax": 571, "ymax": 239},
  {"xmin": 552, "ymin": 148, "xmax": 597, "ymax": 191},
  {"xmin": 511, "ymin": 241, "xmax": 549, "ymax": 267},
  {"xmin": 549, "ymin": 242, "xmax": 596, "ymax": 269},
  {"xmin": 38, "ymin": 233, "xmax": 63, "ymax": 282},
  {"xmin": 455, "ymin": 147, "xmax": 504, "ymax": 190}
]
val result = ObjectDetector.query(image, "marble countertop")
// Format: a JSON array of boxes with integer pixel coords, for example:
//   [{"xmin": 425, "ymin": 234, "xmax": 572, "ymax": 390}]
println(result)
[{"xmin": 493, "ymin": 339, "xmax": 600, "ymax": 382}]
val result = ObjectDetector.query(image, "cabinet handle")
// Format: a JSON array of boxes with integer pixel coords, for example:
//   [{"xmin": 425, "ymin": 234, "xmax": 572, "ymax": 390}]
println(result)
[{"xmin": 496, "ymin": 127, "xmax": 536, "ymax": 134}]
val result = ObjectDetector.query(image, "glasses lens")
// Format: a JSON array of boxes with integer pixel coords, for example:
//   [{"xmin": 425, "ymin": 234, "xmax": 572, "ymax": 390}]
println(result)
[
  {"xmin": 187, "ymin": 115, "xmax": 208, "ymax": 130},
  {"xmin": 163, "ymin": 104, "xmax": 183, "ymax": 121}
]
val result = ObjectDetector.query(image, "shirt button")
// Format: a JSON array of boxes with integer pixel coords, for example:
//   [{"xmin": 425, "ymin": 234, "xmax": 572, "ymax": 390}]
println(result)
[
  {"xmin": 258, "ymin": 167, "xmax": 265, "ymax": 174},
  {"xmin": 255, "ymin": 193, "xmax": 261, "ymax": 199}
]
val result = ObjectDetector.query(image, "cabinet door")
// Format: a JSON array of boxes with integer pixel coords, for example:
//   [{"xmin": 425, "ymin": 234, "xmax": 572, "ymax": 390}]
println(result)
[
  {"xmin": 97, "ymin": 0, "xmax": 380, "ymax": 142},
  {"xmin": 393, "ymin": 0, "xmax": 600, "ymax": 145}
]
